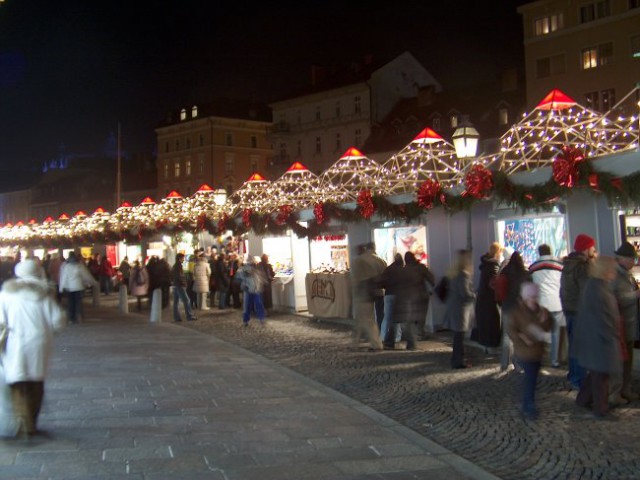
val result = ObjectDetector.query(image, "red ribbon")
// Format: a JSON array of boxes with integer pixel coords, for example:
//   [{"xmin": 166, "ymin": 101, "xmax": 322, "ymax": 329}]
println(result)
[
  {"xmin": 357, "ymin": 189, "xmax": 376, "ymax": 219},
  {"xmin": 552, "ymin": 146, "xmax": 584, "ymax": 188},
  {"xmin": 275, "ymin": 205, "xmax": 293, "ymax": 226},
  {"xmin": 464, "ymin": 165, "xmax": 493, "ymax": 199},
  {"xmin": 417, "ymin": 179, "xmax": 441, "ymax": 209},
  {"xmin": 314, "ymin": 203, "xmax": 326, "ymax": 224}
]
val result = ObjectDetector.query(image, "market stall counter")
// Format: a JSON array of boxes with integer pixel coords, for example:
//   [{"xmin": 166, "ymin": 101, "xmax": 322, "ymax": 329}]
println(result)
[{"xmin": 305, "ymin": 271, "xmax": 351, "ymax": 319}]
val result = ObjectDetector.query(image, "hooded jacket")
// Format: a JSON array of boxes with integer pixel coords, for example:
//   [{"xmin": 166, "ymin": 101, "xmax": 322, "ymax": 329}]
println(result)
[{"xmin": 0, "ymin": 278, "xmax": 66, "ymax": 383}]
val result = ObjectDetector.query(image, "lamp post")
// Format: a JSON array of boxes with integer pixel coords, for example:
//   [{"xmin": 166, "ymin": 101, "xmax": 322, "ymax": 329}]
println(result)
[{"xmin": 452, "ymin": 116, "xmax": 480, "ymax": 251}]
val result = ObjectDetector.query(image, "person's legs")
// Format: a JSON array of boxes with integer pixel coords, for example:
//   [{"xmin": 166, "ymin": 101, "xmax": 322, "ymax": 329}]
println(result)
[
  {"xmin": 173, "ymin": 287, "xmax": 182, "ymax": 321},
  {"xmin": 566, "ymin": 313, "xmax": 585, "ymax": 388},
  {"xmin": 67, "ymin": 291, "xmax": 77, "ymax": 323},
  {"xmin": 374, "ymin": 296, "xmax": 384, "ymax": 331},
  {"xmin": 9, "ymin": 381, "xmax": 43, "ymax": 435},
  {"xmin": 550, "ymin": 311, "xmax": 562, "ymax": 367},
  {"xmin": 177, "ymin": 287, "xmax": 196, "ymax": 320},
  {"xmin": 26, "ymin": 382, "xmax": 44, "ymax": 433},
  {"xmin": 621, "ymin": 340, "xmax": 637, "ymax": 399},
  {"xmin": 254, "ymin": 293, "xmax": 266, "ymax": 322},
  {"xmin": 380, "ymin": 295, "xmax": 396, "ymax": 344},
  {"xmin": 576, "ymin": 371, "xmax": 594, "ymax": 408},
  {"xmin": 219, "ymin": 289, "xmax": 228, "ymax": 309},
  {"xmin": 521, "ymin": 360, "xmax": 540, "ymax": 417},
  {"xmin": 243, "ymin": 293, "xmax": 254, "ymax": 324},
  {"xmin": 451, "ymin": 331, "xmax": 465, "ymax": 367},
  {"xmin": 591, "ymin": 371, "xmax": 610, "ymax": 417},
  {"xmin": 500, "ymin": 312, "xmax": 514, "ymax": 371},
  {"xmin": 404, "ymin": 319, "xmax": 417, "ymax": 350}
]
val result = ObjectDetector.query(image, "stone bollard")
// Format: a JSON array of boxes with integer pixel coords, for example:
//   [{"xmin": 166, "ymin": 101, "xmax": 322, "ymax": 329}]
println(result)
[
  {"xmin": 92, "ymin": 281, "xmax": 100, "ymax": 308},
  {"xmin": 119, "ymin": 285, "xmax": 129, "ymax": 314},
  {"xmin": 149, "ymin": 288, "xmax": 162, "ymax": 323}
]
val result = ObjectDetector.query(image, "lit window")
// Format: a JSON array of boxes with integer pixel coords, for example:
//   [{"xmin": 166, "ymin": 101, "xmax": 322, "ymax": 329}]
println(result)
[
  {"xmin": 534, "ymin": 13, "xmax": 564, "ymax": 36},
  {"xmin": 225, "ymin": 132, "xmax": 233, "ymax": 146},
  {"xmin": 180, "ymin": 109, "xmax": 187, "ymax": 121},
  {"xmin": 450, "ymin": 114, "xmax": 458, "ymax": 129},
  {"xmin": 499, "ymin": 108, "xmax": 509, "ymax": 126},
  {"xmin": 186, "ymin": 159, "xmax": 191, "ymax": 176},
  {"xmin": 174, "ymin": 161, "xmax": 181, "ymax": 178},
  {"xmin": 354, "ymin": 96, "xmax": 361, "ymax": 113},
  {"xmin": 251, "ymin": 135, "xmax": 258, "ymax": 148},
  {"xmin": 355, "ymin": 129, "xmax": 362, "ymax": 146},
  {"xmin": 581, "ymin": 42, "xmax": 613, "ymax": 70},
  {"xmin": 192, "ymin": 105, "xmax": 198, "ymax": 118},
  {"xmin": 315, "ymin": 136, "xmax": 322, "ymax": 153}
]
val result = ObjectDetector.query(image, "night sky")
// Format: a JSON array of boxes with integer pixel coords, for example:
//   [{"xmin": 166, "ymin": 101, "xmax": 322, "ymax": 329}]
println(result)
[{"xmin": 0, "ymin": 0, "xmax": 530, "ymax": 176}]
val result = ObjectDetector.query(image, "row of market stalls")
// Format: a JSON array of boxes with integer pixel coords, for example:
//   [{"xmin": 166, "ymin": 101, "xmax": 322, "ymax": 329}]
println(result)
[{"xmin": 1, "ymin": 88, "xmax": 639, "ymax": 320}]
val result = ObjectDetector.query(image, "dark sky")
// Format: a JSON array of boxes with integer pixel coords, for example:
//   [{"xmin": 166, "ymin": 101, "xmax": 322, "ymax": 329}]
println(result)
[{"xmin": 0, "ymin": 0, "xmax": 530, "ymax": 174}]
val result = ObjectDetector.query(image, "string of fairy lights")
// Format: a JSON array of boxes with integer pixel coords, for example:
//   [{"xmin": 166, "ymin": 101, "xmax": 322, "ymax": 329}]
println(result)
[{"xmin": 0, "ymin": 88, "xmax": 638, "ymax": 246}]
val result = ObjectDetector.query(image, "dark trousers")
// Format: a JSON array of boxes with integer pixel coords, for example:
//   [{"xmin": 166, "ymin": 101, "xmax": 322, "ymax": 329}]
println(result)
[
  {"xmin": 576, "ymin": 371, "xmax": 610, "ymax": 416},
  {"xmin": 67, "ymin": 290, "xmax": 84, "ymax": 323},
  {"xmin": 520, "ymin": 360, "xmax": 541, "ymax": 414},
  {"xmin": 10, "ymin": 381, "xmax": 44, "ymax": 435},
  {"xmin": 228, "ymin": 281, "xmax": 241, "ymax": 308},
  {"xmin": 566, "ymin": 313, "xmax": 585, "ymax": 388},
  {"xmin": 243, "ymin": 292, "xmax": 265, "ymax": 324},
  {"xmin": 451, "ymin": 331, "xmax": 465, "ymax": 367},
  {"xmin": 374, "ymin": 296, "xmax": 384, "ymax": 331}
]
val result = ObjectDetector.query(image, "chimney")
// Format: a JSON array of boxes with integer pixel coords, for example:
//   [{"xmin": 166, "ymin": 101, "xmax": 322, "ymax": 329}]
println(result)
[{"xmin": 311, "ymin": 65, "xmax": 326, "ymax": 86}]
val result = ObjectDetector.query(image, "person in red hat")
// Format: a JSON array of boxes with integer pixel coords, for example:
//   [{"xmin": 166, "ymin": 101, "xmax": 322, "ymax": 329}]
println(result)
[{"xmin": 560, "ymin": 233, "xmax": 597, "ymax": 390}]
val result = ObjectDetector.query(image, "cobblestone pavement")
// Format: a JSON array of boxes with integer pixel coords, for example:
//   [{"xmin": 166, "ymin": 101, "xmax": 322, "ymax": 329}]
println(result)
[{"xmin": 179, "ymin": 308, "xmax": 640, "ymax": 480}]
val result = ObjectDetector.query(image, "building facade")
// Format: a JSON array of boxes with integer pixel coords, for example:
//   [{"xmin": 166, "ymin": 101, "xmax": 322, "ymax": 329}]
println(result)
[
  {"xmin": 155, "ymin": 103, "xmax": 272, "ymax": 197},
  {"xmin": 268, "ymin": 52, "xmax": 441, "ymax": 175},
  {"xmin": 518, "ymin": 0, "xmax": 640, "ymax": 111}
]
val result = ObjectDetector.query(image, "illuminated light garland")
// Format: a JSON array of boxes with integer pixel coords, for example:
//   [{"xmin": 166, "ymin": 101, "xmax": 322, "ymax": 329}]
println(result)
[{"xmin": 319, "ymin": 147, "xmax": 385, "ymax": 202}]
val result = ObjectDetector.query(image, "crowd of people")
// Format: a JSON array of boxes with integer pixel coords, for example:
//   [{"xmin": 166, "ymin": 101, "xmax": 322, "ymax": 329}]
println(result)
[{"xmin": 350, "ymin": 234, "xmax": 640, "ymax": 420}]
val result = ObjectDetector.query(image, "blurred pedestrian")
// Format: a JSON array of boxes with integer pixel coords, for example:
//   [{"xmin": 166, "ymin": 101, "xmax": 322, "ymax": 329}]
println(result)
[
  {"xmin": 609, "ymin": 242, "xmax": 640, "ymax": 405},
  {"xmin": 193, "ymin": 253, "xmax": 211, "ymax": 310},
  {"xmin": 58, "ymin": 252, "xmax": 96, "ymax": 324},
  {"xmin": 529, "ymin": 244, "xmax": 564, "ymax": 368},
  {"xmin": 443, "ymin": 250, "xmax": 476, "ymax": 368},
  {"xmin": 119, "ymin": 256, "xmax": 131, "ymax": 290},
  {"xmin": 236, "ymin": 256, "xmax": 266, "ymax": 325},
  {"xmin": 379, "ymin": 253, "xmax": 404, "ymax": 349},
  {"xmin": 0, "ymin": 259, "xmax": 65, "ymax": 437},
  {"xmin": 129, "ymin": 260, "xmax": 149, "ymax": 312},
  {"xmin": 350, "ymin": 244, "xmax": 384, "ymax": 351},
  {"xmin": 507, "ymin": 282, "xmax": 551, "ymax": 420},
  {"xmin": 258, "ymin": 254, "xmax": 275, "ymax": 312},
  {"xmin": 474, "ymin": 242, "xmax": 503, "ymax": 350},
  {"xmin": 497, "ymin": 251, "xmax": 530, "ymax": 372},
  {"xmin": 394, "ymin": 251, "xmax": 434, "ymax": 350},
  {"xmin": 574, "ymin": 256, "xmax": 621, "ymax": 418},
  {"xmin": 98, "ymin": 255, "xmax": 114, "ymax": 295},
  {"xmin": 561, "ymin": 233, "xmax": 597, "ymax": 389},
  {"xmin": 215, "ymin": 253, "xmax": 230, "ymax": 309},
  {"xmin": 228, "ymin": 253, "xmax": 242, "ymax": 309},
  {"xmin": 171, "ymin": 253, "xmax": 197, "ymax": 322}
]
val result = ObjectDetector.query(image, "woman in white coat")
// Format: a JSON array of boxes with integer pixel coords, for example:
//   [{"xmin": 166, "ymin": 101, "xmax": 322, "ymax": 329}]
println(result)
[
  {"xmin": 128, "ymin": 260, "xmax": 149, "ymax": 312},
  {"xmin": 0, "ymin": 259, "xmax": 65, "ymax": 437},
  {"xmin": 193, "ymin": 254, "xmax": 211, "ymax": 310}
]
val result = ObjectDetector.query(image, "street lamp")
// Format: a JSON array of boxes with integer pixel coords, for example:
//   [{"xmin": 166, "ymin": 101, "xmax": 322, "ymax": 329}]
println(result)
[
  {"xmin": 213, "ymin": 187, "xmax": 228, "ymax": 207},
  {"xmin": 452, "ymin": 116, "xmax": 480, "ymax": 251}
]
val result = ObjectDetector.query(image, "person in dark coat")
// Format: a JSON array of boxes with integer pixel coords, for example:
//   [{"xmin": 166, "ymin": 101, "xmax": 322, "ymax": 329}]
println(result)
[
  {"xmin": 156, "ymin": 258, "xmax": 172, "ymax": 309},
  {"xmin": 474, "ymin": 242, "xmax": 503, "ymax": 349},
  {"xmin": 574, "ymin": 256, "xmax": 621, "ymax": 418},
  {"xmin": 394, "ymin": 251, "xmax": 435, "ymax": 350},
  {"xmin": 379, "ymin": 253, "xmax": 404, "ymax": 349},
  {"xmin": 215, "ymin": 253, "xmax": 230, "ymax": 309},
  {"xmin": 499, "ymin": 251, "xmax": 531, "ymax": 372},
  {"xmin": 258, "ymin": 254, "xmax": 275, "ymax": 311},
  {"xmin": 443, "ymin": 250, "xmax": 476, "ymax": 368}
]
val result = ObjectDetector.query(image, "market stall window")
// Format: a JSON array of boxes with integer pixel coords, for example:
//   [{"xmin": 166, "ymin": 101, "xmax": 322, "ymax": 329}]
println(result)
[
  {"xmin": 310, "ymin": 234, "xmax": 349, "ymax": 272},
  {"xmin": 496, "ymin": 215, "xmax": 568, "ymax": 267},
  {"xmin": 373, "ymin": 224, "xmax": 428, "ymax": 266}
]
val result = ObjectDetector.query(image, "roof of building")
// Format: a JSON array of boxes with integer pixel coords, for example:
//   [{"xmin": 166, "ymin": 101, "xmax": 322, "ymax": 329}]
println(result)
[{"xmin": 158, "ymin": 99, "xmax": 272, "ymax": 127}]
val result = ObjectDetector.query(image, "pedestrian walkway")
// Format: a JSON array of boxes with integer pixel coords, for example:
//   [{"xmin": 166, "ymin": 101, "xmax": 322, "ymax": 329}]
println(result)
[{"xmin": 0, "ymin": 303, "xmax": 499, "ymax": 480}]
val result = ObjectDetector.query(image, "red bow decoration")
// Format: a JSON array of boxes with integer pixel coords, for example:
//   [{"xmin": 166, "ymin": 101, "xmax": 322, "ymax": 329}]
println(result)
[
  {"xmin": 552, "ymin": 146, "xmax": 585, "ymax": 188},
  {"xmin": 217, "ymin": 213, "xmax": 229, "ymax": 233},
  {"xmin": 196, "ymin": 213, "xmax": 207, "ymax": 231},
  {"xmin": 464, "ymin": 165, "xmax": 493, "ymax": 199},
  {"xmin": 242, "ymin": 209, "xmax": 252, "ymax": 228},
  {"xmin": 314, "ymin": 202, "xmax": 326, "ymax": 224},
  {"xmin": 357, "ymin": 189, "xmax": 376, "ymax": 219},
  {"xmin": 588, "ymin": 173, "xmax": 600, "ymax": 192},
  {"xmin": 417, "ymin": 179, "xmax": 441, "ymax": 209},
  {"xmin": 275, "ymin": 205, "xmax": 293, "ymax": 226}
]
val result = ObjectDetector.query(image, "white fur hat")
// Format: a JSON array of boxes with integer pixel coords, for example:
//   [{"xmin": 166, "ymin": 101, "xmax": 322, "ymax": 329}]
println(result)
[{"xmin": 14, "ymin": 259, "xmax": 45, "ymax": 281}]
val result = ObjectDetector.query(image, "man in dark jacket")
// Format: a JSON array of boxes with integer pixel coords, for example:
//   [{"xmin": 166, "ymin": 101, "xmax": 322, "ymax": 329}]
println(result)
[
  {"xmin": 561, "ymin": 233, "xmax": 596, "ymax": 389},
  {"xmin": 379, "ymin": 253, "xmax": 404, "ymax": 349},
  {"xmin": 215, "ymin": 253, "xmax": 230, "ymax": 309},
  {"xmin": 609, "ymin": 241, "xmax": 640, "ymax": 405},
  {"xmin": 171, "ymin": 253, "xmax": 196, "ymax": 322}
]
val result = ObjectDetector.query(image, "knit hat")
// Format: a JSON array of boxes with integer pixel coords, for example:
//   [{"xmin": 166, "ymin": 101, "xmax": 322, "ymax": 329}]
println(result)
[
  {"xmin": 614, "ymin": 241, "xmax": 637, "ymax": 258},
  {"xmin": 573, "ymin": 233, "xmax": 595, "ymax": 252},
  {"xmin": 14, "ymin": 259, "xmax": 45, "ymax": 281}
]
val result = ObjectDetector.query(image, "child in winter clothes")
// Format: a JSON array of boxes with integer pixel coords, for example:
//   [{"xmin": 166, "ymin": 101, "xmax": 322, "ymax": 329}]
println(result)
[{"xmin": 507, "ymin": 281, "xmax": 552, "ymax": 420}]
